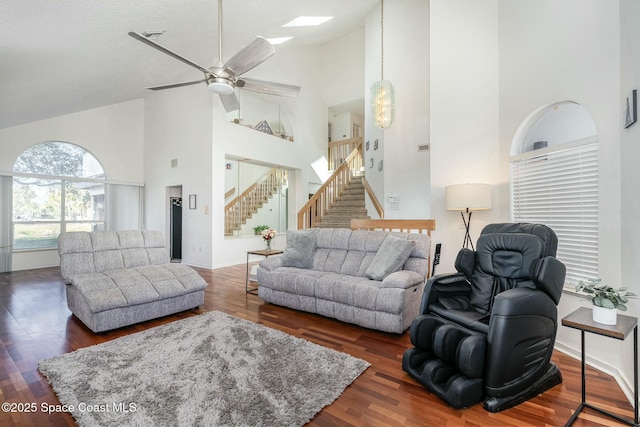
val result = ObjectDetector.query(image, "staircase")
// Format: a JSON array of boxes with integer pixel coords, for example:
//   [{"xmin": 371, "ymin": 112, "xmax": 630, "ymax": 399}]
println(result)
[
  {"xmin": 225, "ymin": 167, "xmax": 287, "ymax": 236},
  {"xmin": 298, "ymin": 137, "xmax": 383, "ymax": 229},
  {"xmin": 315, "ymin": 176, "xmax": 369, "ymax": 228}
]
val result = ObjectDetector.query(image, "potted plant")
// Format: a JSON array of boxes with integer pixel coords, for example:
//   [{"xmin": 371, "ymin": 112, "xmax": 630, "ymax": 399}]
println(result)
[
  {"xmin": 253, "ymin": 225, "xmax": 269, "ymax": 236},
  {"xmin": 575, "ymin": 278, "xmax": 637, "ymax": 325}
]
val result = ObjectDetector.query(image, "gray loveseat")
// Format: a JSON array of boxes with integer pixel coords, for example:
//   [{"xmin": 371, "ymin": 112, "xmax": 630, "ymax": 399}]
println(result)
[
  {"xmin": 257, "ymin": 228, "xmax": 431, "ymax": 333},
  {"xmin": 58, "ymin": 230, "xmax": 208, "ymax": 332}
]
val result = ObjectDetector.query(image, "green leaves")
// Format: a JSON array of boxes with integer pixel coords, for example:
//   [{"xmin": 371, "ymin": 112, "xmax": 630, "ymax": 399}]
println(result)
[{"xmin": 575, "ymin": 278, "xmax": 637, "ymax": 311}]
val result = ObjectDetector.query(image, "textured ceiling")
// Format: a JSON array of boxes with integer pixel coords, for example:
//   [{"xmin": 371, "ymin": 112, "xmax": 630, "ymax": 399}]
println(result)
[{"xmin": 0, "ymin": 0, "xmax": 378, "ymax": 129}]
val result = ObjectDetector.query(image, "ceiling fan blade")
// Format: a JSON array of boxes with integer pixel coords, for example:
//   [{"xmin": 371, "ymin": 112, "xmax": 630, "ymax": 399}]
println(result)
[
  {"xmin": 128, "ymin": 32, "xmax": 213, "ymax": 75},
  {"xmin": 145, "ymin": 80, "xmax": 205, "ymax": 91},
  {"xmin": 238, "ymin": 78, "xmax": 301, "ymax": 97},
  {"xmin": 219, "ymin": 93, "xmax": 240, "ymax": 112},
  {"xmin": 223, "ymin": 37, "xmax": 275, "ymax": 77}
]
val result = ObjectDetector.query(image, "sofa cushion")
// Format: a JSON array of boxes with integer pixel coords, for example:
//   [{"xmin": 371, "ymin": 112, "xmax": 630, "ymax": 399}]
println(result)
[
  {"xmin": 58, "ymin": 231, "xmax": 93, "ymax": 255},
  {"xmin": 366, "ymin": 234, "xmax": 416, "ymax": 280},
  {"xmin": 142, "ymin": 230, "xmax": 165, "ymax": 248},
  {"xmin": 90, "ymin": 231, "xmax": 120, "ymax": 251},
  {"xmin": 94, "ymin": 250, "xmax": 125, "ymax": 272},
  {"xmin": 117, "ymin": 230, "xmax": 145, "ymax": 248},
  {"xmin": 122, "ymin": 248, "xmax": 150, "ymax": 268},
  {"xmin": 282, "ymin": 229, "xmax": 318, "ymax": 268}
]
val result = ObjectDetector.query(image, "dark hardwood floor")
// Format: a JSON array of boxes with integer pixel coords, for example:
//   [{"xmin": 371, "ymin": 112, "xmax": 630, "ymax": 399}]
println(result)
[{"xmin": 0, "ymin": 265, "xmax": 634, "ymax": 426}]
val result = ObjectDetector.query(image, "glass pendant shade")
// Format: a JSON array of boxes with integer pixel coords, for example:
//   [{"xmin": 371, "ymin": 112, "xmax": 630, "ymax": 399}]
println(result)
[{"xmin": 371, "ymin": 79, "xmax": 395, "ymax": 129}]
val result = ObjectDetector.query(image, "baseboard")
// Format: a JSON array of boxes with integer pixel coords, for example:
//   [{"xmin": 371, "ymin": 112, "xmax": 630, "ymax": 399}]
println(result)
[{"xmin": 554, "ymin": 342, "xmax": 635, "ymax": 406}]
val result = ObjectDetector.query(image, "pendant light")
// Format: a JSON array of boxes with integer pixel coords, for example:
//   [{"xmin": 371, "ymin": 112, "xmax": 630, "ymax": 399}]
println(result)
[{"xmin": 371, "ymin": 0, "xmax": 395, "ymax": 129}]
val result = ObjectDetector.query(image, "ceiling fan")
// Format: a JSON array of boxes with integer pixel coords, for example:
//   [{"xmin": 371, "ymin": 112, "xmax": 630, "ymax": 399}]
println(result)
[{"xmin": 128, "ymin": 0, "xmax": 300, "ymax": 112}]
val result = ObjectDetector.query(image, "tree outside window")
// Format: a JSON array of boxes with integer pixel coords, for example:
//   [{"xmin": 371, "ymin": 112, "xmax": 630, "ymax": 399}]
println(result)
[{"xmin": 12, "ymin": 142, "xmax": 105, "ymax": 250}]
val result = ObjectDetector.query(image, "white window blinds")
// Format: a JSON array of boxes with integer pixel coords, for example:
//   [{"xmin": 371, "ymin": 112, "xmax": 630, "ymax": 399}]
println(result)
[{"xmin": 511, "ymin": 141, "xmax": 599, "ymax": 289}]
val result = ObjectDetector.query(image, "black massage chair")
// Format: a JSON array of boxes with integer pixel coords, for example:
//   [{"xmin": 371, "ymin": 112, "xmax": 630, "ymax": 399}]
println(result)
[{"xmin": 402, "ymin": 223, "xmax": 566, "ymax": 412}]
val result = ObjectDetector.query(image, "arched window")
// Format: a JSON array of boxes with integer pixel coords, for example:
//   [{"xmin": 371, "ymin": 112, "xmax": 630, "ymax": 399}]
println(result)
[
  {"xmin": 510, "ymin": 102, "xmax": 598, "ymax": 288},
  {"xmin": 13, "ymin": 142, "xmax": 106, "ymax": 250}
]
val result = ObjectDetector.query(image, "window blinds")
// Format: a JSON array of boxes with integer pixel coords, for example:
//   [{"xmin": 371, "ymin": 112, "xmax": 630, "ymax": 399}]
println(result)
[{"xmin": 511, "ymin": 142, "xmax": 598, "ymax": 289}]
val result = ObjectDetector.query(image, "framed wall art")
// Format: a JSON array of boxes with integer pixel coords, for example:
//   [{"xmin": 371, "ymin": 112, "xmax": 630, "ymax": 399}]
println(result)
[{"xmin": 624, "ymin": 89, "xmax": 637, "ymax": 129}]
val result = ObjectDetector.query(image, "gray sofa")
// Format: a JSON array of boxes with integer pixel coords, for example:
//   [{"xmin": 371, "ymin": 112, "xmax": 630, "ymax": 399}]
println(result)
[
  {"xmin": 257, "ymin": 228, "xmax": 431, "ymax": 333},
  {"xmin": 58, "ymin": 230, "xmax": 208, "ymax": 332}
]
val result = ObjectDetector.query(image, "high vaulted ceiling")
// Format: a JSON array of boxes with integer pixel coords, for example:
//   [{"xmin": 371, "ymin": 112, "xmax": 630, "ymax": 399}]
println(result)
[{"xmin": 0, "ymin": 0, "xmax": 378, "ymax": 130}]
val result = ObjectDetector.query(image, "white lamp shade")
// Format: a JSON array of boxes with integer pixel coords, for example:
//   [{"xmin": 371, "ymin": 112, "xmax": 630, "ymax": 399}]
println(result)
[{"xmin": 445, "ymin": 183, "xmax": 492, "ymax": 211}]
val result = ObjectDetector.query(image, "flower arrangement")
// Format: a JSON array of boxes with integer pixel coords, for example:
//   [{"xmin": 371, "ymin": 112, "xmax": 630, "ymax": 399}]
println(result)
[
  {"xmin": 261, "ymin": 228, "xmax": 277, "ymax": 250},
  {"xmin": 575, "ymin": 278, "xmax": 636, "ymax": 311},
  {"xmin": 253, "ymin": 225, "xmax": 269, "ymax": 235}
]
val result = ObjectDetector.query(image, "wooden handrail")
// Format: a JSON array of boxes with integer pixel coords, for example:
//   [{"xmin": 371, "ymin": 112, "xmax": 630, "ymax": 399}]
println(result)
[
  {"xmin": 361, "ymin": 177, "xmax": 384, "ymax": 219},
  {"xmin": 350, "ymin": 219, "xmax": 435, "ymax": 236},
  {"xmin": 224, "ymin": 187, "xmax": 236, "ymax": 199},
  {"xmin": 298, "ymin": 139, "xmax": 363, "ymax": 229},
  {"xmin": 350, "ymin": 219, "xmax": 437, "ymax": 277},
  {"xmin": 225, "ymin": 167, "xmax": 287, "ymax": 235},
  {"xmin": 328, "ymin": 137, "xmax": 362, "ymax": 171}
]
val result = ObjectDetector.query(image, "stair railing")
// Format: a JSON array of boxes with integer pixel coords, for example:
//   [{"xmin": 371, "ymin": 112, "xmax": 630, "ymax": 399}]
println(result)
[
  {"xmin": 298, "ymin": 138, "xmax": 363, "ymax": 229},
  {"xmin": 328, "ymin": 137, "xmax": 362, "ymax": 171},
  {"xmin": 362, "ymin": 177, "xmax": 384, "ymax": 219},
  {"xmin": 225, "ymin": 167, "xmax": 288, "ymax": 235}
]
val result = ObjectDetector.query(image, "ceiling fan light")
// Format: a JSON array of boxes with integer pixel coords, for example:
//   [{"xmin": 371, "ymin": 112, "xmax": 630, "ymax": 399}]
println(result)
[
  {"xmin": 207, "ymin": 80, "xmax": 235, "ymax": 95},
  {"xmin": 209, "ymin": 82, "xmax": 234, "ymax": 95}
]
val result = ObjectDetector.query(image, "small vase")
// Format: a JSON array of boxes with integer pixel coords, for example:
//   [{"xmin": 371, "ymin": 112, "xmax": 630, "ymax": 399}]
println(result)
[
  {"xmin": 265, "ymin": 240, "xmax": 271, "ymax": 251},
  {"xmin": 592, "ymin": 305, "xmax": 617, "ymax": 325}
]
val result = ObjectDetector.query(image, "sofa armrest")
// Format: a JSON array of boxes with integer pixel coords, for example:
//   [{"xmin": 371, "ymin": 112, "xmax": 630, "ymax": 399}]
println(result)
[
  {"xmin": 258, "ymin": 256, "xmax": 283, "ymax": 271},
  {"xmin": 381, "ymin": 270, "xmax": 425, "ymax": 289}
]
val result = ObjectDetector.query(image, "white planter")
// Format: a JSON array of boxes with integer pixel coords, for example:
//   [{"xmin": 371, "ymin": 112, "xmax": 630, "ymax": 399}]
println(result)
[{"xmin": 592, "ymin": 305, "xmax": 617, "ymax": 325}]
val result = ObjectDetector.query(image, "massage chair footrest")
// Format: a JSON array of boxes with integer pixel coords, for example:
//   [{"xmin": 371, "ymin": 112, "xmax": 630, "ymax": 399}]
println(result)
[{"xmin": 402, "ymin": 315, "xmax": 487, "ymax": 409}]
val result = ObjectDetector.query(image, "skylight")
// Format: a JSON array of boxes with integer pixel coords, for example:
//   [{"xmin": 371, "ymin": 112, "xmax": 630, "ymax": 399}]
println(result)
[
  {"xmin": 267, "ymin": 37, "xmax": 293, "ymax": 45},
  {"xmin": 282, "ymin": 16, "xmax": 334, "ymax": 27}
]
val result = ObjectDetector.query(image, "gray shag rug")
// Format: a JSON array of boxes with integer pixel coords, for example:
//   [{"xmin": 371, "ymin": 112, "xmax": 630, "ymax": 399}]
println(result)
[{"xmin": 38, "ymin": 311, "xmax": 369, "ymax": 427}]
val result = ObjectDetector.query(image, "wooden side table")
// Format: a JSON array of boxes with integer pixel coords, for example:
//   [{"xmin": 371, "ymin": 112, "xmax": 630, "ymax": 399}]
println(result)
[
  {"xmin": 245, "ymin": 248, "xmax": 283, "ymax": 295},
  {"xmin": 562, "ymin": 307, "xmax": 638, "ymax": 426}
]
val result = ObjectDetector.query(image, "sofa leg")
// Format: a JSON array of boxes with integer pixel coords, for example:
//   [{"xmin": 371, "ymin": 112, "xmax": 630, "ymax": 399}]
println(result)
[{"xmin": 483, "ymin": 362, "xmax": 562, "ymax": 413}]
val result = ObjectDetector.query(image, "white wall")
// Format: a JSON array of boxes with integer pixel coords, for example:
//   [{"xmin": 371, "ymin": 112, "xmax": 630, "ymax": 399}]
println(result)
[
  {"xmin": 620, "ymin": 0, "xmax": 640, "ymax": 404},
  {"xmin": 383, "ymin": 0, "xmax": 431, "ymax": 220},
  {"xmin": 364, "ymin": 6, "xmax": 385, "ymax": 215},
  {"xmin": 0, "ymin": 99, "xmax": 144, "ymax": 182},
  {"xmin": 322, "ymin": 28, "xmax": 366, "ymax": 108},
  {"xmin": 329, "ymin": 112, "xmax": 352, "ymax": 141},
  {"xmin": 210, "ymin": 44, "xmax": 328, "ymax": 267},
  {"xmin": 363, "ymin": 0, "xmax": 431, "ymax": 224},
  {"xmin": 498, "ymin": 0, "xmax": 632, "ymax": 400},
  {"xmin": 430, "ymin": 0, "xmax": 501, "ymax": 271},
  {"xmin": 144, "ymin": 85, "xmax": 214, "ymax": 268},
  {"xmin": 0, "ymin": 99, "xmax": 145, "ymax": 270}
]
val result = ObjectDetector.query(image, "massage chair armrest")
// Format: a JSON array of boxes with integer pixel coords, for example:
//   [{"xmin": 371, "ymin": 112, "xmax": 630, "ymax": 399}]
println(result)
[
  {"xmin": 490, "ymin": 287, "xmax": 558, "ymax": 321},
  {"xmin": 485, "ymin": 287, "xmax": 559, "ymax": 394},
  {"xmin": 420, "ymin": 272, "xmax": 472, "ymax": 314},
  {"xmin": 381, "ymin": 270, "xmax": 425, "ymax": 289},
  {"xmin": 258, "ymin": 256, "xmax": 282, "ymax": 271}
]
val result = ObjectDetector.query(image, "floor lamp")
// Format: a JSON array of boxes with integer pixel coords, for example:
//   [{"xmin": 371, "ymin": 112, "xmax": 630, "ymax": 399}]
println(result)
[{"xmin": 445, "ymin": 183, "xmax": 492, "ymax": 250}]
